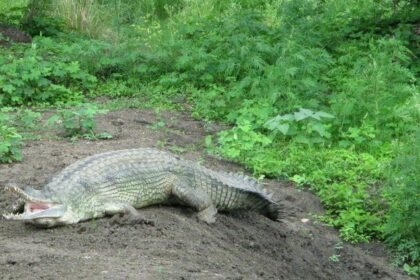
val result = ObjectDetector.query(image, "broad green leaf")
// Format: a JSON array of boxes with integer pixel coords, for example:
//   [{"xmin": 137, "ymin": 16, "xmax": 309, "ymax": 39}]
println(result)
[
  {"xmin": 312, "ymin": 122, "xmax": 327, "ymax": 137},
  {"xmin": 47, "ymin": 115, "xmax": 60, "ymax": 126},
  {"xmin": 276, "ymin": 123, "xmax": 290, "ymax": 135},
  {"xmin": 2, "ymin": 84, "xmax": 15, "ymax": 93},
  {"xmin": 315, "ymin": 111, "xmax": 335, "ymax": 119},
  {"xmin": 294, "ymin": 108, "xmax": 313, "ymax": 121}
]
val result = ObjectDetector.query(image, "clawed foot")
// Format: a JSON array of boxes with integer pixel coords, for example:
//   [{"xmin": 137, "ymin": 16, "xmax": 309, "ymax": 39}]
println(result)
[
  {"xmin": 197, "ymin": 206, "xmax": 217, "ymax": 224},
  {"xmin": 109, "ymin": 203, "xmax": 155, "ymax": 226},
  {"xmin": 125, "ymin": 211, "xmax": 155, "ymax": 226}
]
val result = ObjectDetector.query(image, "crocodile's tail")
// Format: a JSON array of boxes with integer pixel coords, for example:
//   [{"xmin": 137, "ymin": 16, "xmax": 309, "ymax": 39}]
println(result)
[
  {"xmin": 260, "ymin": 200, "xmax": 284, "ymax": 221},
  {"xmin": 217, "ymin": 171, "xmax": 284, "ymax": 221},
  {"xmin": 244, "ymin": 190, "xmax": 284, "ymax": 221}
]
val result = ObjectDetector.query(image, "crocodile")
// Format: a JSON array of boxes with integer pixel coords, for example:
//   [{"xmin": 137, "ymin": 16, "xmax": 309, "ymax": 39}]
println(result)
[{"xmin": 3, "ymin": 148, "xmax": 282, "ymax": 227}]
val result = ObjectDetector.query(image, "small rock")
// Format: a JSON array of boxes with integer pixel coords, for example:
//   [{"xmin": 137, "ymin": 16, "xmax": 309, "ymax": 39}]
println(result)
[
  {"xmin": 77, "ymin": 226, "xmax": 87, "ymax": 234},
  {"xmin": 6, "ymin": 259, "xmax": 17, "ymax": 265},
  {"xmin": 111, "ymin": 119, "xmax": 125, "ymax": 126},
  {"xmin": 134, "ymin": 117, "xmax": 151, "ymax": 125}
]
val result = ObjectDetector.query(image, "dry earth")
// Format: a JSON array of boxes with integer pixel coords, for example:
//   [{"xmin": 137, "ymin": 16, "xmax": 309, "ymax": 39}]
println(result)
[{"xmin": 0, "ymin": 109, "xmax": 412, "ymax": 280}]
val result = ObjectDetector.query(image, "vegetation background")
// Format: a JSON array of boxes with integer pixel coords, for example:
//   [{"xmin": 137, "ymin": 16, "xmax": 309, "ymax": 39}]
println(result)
[{"xmin": 0, "ymin": 0, "xmax": 418, "ymax": 276}]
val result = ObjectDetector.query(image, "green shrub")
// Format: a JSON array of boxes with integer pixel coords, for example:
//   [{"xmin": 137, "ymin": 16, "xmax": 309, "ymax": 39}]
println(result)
[
  {"xmin": 215, "ymin": 131, "xmax": 387, "ymax": 242},
  {"xmin": 0, "ymin": 0, "xmax": 28, "ymax": 25},
  {"xmin": 48, "ymin": 104, "xmax": 111, "ymax": 140},
  {"xmin": 0, "ymin": 113, "xmax": 23, "ymax": 163},
  {"xmin": 127, "ymin": 0, "xmax": 417, "ymax": 246},
  {"xmin": 0, "ymin": 47, "xmax": 96, "ymax": 106},
  {"xmin": 265, "ymin": 108, "xmax": 335, "ymax": 146},
  {"xmin": 384, "ymin": 129, "xmax": 420, "ymax": 276},
  {"xmin": 13, "ymin": 109, "xmax": 42, "ymax": 130}
]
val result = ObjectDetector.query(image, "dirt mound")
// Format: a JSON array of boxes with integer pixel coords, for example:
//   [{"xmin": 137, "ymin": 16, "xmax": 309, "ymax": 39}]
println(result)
[{"xmin": 0, "ymin": 109, "xmax": 411, "ymax": 279}]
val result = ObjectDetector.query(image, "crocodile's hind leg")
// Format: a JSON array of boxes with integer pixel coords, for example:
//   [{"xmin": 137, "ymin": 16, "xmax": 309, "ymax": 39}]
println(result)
[{"xmin": 171, "ymin": 178, "xmax": 217, "ymax": 224}]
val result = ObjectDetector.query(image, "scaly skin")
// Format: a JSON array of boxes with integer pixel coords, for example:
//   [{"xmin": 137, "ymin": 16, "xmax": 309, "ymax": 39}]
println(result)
[{"xmin": 3, "ymin": 148, "xmax": 282, "ymax": 227}]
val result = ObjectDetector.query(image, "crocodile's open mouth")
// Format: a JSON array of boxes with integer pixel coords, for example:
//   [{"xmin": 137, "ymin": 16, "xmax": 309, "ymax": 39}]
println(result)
[
  {"xmin": 4, "ymin": 201, "xmax": 64, "ymax": 220},
  {"xmin": 3, "ymin": 185, "xmax": 65, "ymax": 221},
  {"xmin": 26, "ymin": 202, "xmax": 56, "ymax": 213}
]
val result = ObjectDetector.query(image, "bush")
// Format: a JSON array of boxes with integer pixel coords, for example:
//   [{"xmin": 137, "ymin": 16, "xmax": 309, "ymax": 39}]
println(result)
[
  {"xmin": 0, "ymin": 113, "xmax": 23, "ymax": 163},
  {"xmin": 48, "ymin": 104, "xmax": 111, "ymax": 140},
  {"xmin": 215, "ymin": 135, "xmax": 387, "ymax": 242},
  {"xmin": 0, "ymin": 46, "xmax": 96, "ymax": 106},
  {"xmin": 384, "ymin": 129, "xmax": 420, "ymax": 276}
]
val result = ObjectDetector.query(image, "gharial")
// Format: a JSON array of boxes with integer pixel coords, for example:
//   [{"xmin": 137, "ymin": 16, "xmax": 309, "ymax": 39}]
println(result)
[{"xmin": 3, "ymin": 148, "xmax": 282, "ymax": 228}]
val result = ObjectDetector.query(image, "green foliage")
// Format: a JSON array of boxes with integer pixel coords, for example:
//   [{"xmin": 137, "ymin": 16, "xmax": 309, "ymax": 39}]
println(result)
[
  {"xmin": 217, "ymin": 121, "xmax": 272, "ymax": 159},
  {"xmin": 2, "ymin": 0, "xmax": 418, "ymax": 273},
  {"xmin": 47, "ymin": 104, "xmax": 111, "ymax": 139},
  {"xmin": 0, "ymin": 0, "xmax": 28, "ymax": 25},
  {"xmin": 0, "ymin": 113, "xmax": 23, "ymax": 163},
  {"xmin": 216, "ymin": 136, "xmax": 386, "ymax": 242},
  {"xmin": 13, "ymin": 109, "xmax": 42, "ymax": 130},
  {"xmin": 384, "ymin": 129, "xmax": 420, "ymax": 275},
  {"xmin": 265, "ymin": 108, "xmax": 334, "ymax": 146},
  {"xmin": 30, "ymin": 35, "xmax": 143, "ymax": 81},
  {"xmin": 21, "ymin": 14, "xmax": 65, "ymax": 37},
  {"xmin": 0, "ymin": 107, "xmax": 43, "ymax": 140},
  {"xmin": 0, "ymin": 46, "xmax": 96, "ymax": 106},
  {"xmin": 329, "ymin": 37, "xmax": 416, "ymax": 141},
  {"xmin": 135, "ymin": 0, "xmax": 416, "ymax": 248}
]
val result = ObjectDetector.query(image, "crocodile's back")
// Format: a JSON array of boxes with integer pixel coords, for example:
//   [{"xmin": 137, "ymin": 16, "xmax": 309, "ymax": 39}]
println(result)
[{"xmin": 45, "ymin": 149, "xmax": 179, "ymax": 207}]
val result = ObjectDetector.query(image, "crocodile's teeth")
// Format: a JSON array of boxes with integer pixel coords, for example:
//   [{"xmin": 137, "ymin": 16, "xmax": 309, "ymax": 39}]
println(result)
[
  {"xmin": 3, "ymin": 213, "xmax": 18, "ymax": 219},
  {"xmin": 4, "ymin": 186, "xmax": 31, "ymax": 201}
]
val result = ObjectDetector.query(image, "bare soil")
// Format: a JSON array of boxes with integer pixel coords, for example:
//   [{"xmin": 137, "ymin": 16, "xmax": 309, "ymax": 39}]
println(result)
[
  {"xmin": 0, "ymin": 25, "xmax": 31, "ymax": 48},
  {"xmin": 0, "ymin": 109, "xmax": 412, "ymax": 280}
]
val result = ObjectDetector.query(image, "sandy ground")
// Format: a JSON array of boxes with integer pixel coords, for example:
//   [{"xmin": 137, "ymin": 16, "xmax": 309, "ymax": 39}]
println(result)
[{"xmin": 0, "ymin": 109, "xmax": 412, "ymax": 280}]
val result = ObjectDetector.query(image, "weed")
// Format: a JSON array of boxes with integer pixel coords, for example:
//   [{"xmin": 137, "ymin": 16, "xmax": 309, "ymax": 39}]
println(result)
[
  {"xmin": 0, "ymin": 113, "xmax": 23, "ymax": 163},
  {"xmin": 169, "ymin": 145, "xmax": 189, "ymax": 154},
  {"xmin": 265, "ymin": 108, "xmax": 334, "ymax": 146},
  {"xmin": 47, "ymin": 104, "xmax": 111, "ymax": 140},
  {"xmin": 384, "ymin": 129, "xmax": 420, "ymax": 274},
  {"xmin": 155, "ymin": 140, "xmax": 167, "ymax": 149},
  {"xmin": 329, "ymin": 242, "xmax": 344, "ymax": 262}
]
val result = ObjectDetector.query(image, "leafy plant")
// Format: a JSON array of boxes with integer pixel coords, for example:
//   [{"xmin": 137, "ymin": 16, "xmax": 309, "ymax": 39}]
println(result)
[
  {"xmin": 216, "ymin": 139, "xmax": 386, "ymax": 242},
  {"xmin": 217, "ymin": 121, "xmax": 272, "ymax": 159},
  {"xmin": 47, "ymin": 104, "xmax": 112, "ymax": 139},
  {"xmin": 14, "ymin": 109, "xmax": 42, "ymax": 130},
  {"xmin": 0, "ymin": 113, "xmax": 23, "ymax": 163},
  {"xmin": 0, "ymin": 47, "xmax": 96, "ymax": 106},
  {"xmin": 384, "ymin": 129, "xmax": 420, "ymax": 275},
  {"xmin": 265, "ymin": 108, "xmax": 334, "ymax": 145}
]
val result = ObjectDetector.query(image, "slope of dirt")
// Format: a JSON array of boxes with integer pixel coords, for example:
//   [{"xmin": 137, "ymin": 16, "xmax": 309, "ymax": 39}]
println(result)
[{"xmin": 0, "ymin": 109, "xmax": 411, "ymax": 280}]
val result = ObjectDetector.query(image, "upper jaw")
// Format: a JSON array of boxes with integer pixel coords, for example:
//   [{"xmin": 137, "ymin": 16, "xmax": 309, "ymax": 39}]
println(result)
[
  {"xmin": 3, "ymin": 185, "xmax": 65, "ymax": 221},
  {"xmin": 4, "ymin": 185, "xmax": 51, "ymax": 203}
]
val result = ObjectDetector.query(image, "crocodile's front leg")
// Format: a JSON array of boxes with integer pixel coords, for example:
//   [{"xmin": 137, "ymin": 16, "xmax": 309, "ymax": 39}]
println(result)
[
  {"xmin": 89, "ymin": 201, "xmax": 152, "ymax": 225},
  {"xmin": 171, "ymin": 178, "xmax": 217, "ymax": 223}
]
